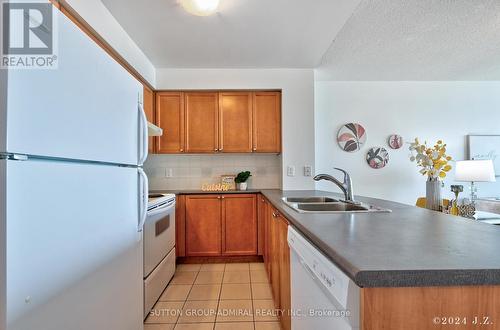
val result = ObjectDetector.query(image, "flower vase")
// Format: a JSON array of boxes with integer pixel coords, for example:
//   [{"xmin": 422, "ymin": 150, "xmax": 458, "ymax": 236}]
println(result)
[
  {"xmin": 426, "ymin": 179, "xmax": 442, "ymax": 211},
  {"xmin": 237, "ymin": 182, "xmax": 248, "ymax": 191}
]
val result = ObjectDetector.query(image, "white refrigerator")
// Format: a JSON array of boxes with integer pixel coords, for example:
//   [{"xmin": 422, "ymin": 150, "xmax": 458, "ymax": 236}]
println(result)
[{"xmin": 1, "ymin": 7, "xmax": 148, "ymax": 330}]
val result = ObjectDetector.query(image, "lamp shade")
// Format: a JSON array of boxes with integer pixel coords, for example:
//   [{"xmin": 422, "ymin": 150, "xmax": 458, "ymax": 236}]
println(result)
[{"xmin": 455, "ymin": 160, "xmax": 496, "ymax": 182}]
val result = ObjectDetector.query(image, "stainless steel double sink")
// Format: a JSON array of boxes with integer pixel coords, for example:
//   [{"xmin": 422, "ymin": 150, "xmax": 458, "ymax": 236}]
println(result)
[{"xmin": 282, "ymin": 196, "xmax": 392, "ymax": 214}]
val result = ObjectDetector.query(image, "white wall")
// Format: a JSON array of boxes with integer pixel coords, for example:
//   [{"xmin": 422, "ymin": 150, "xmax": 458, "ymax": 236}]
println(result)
[
  {"xmin": 315, "ymin": 81, "xmax": 500, "ymax": 204},
  {"xmin": 65, "ymin": 0, "xmax": 156, "ymax": 86},
  {"xmin": 155, "ymin": 68, "xmax": 316, "ymax": 190}
]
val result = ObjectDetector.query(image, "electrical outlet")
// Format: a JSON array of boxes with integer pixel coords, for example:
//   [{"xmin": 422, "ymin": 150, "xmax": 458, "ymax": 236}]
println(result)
[
  {"xmin": 166, "ymin": 168, "xmax": 173, "ymax": 178},
  {"xmin": 304, "ymin": 165, "xmax": 312, "ymax": 177},
  {"xmin": 287, "ymin": 166, "xmax": 296, "ymax": 177}
]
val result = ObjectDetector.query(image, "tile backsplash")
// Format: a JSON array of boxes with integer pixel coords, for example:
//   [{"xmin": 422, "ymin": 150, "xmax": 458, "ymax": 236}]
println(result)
[{"xmin": 144, "ymin": 154, "xmax": 282, "ymax": 190}]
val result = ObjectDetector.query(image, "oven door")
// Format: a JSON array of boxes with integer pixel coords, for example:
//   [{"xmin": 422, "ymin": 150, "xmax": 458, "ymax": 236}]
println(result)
[{"xmin": 144, "ymin": 198, "xmax": 176, "ymax": 277}]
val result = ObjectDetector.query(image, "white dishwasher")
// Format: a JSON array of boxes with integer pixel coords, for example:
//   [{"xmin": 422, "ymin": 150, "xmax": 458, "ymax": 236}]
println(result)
[{"xmin": 288, "ymin": 226, "xmax": 360, "ymax": 330}]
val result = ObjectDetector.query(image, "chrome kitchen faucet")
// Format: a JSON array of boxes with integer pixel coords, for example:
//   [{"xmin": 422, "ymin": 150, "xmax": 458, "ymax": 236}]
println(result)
[{"xmin": 313, "ymin": 168, "xmax": 356, "ymax": 203}]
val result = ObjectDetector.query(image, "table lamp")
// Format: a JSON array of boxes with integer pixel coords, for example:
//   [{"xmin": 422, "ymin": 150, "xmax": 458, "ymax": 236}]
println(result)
[{"xmin": 455, "ymin": 160, "xmax": 496, "ymax": 204}]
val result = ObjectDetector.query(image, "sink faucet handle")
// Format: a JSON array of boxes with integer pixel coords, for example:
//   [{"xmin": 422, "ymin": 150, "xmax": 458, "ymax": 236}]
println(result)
[
  {"xmin": 333, "ymin": 167, "xmax": 354, "ymax": 201},
  {"xmin": 333, "ymin": 167, "xmax": 349, "ymax": 183}
]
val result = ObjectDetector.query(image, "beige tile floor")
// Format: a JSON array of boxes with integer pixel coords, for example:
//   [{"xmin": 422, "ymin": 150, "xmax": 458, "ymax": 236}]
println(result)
[{"xmin": 144, "ymin": 262, "xmax": 281, "ymax": 330}]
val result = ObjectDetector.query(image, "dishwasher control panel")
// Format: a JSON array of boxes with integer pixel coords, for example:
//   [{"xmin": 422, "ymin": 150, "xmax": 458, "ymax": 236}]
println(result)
[{"xmin": 288, "ymin": 226, "xmax": 351, "ymax": 309}]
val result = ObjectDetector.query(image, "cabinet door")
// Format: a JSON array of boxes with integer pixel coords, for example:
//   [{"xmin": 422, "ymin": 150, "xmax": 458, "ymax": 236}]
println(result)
[
  {"xmin": 175, "ymin": 195, "xmax": 186, "ymax": 257},
  {"xmin": 278, "ymin": 216, "xmax": 291, "ymax": 330},
  {"xmin": 264, "ymin": 199, "xmax": 271, "ymax": 278},
  {"xmin": 222, "ymin": 194, "xmax": 257, "ymax": 256},
  {"xmin": 253, "ymin": 92, "xmax": 281, "ymax": 153},
  {"xmin": 185, "ymin": 195, "xmax": 221, "ymax": 256},
  {"xmin": 257, "ymin": 195, "xmax": 267, "ymax": 256},
  {"xmin": 156, "ymin": 92, "xmax": 185, "ymax": 153},
  {"xmin": 219, "ymin": 92, "xmax": 253, "ymax": 153},
  {"xmin": 269, "ymin": 207, "xmax": 281, "ymax": 308},
  {"xmin": 143, "ymin": 86, "xmax": 155, "ymax": 153},
  {"xmin": 185, "ymin": 92, "xmax": 219, "ymax": 153}
]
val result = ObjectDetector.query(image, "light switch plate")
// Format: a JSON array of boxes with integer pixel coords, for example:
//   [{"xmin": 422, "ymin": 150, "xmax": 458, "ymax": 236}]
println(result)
[
  {"xmin": 304, "ymin": 165, "xmax": 312, "ymax": 177},
  {"xmin": 166, "ymin": 168, "xmax": 173, "ymax": 178},
  {"xmin": 287, "ymin": 166, "xmax": 296, "ymax": 177}
]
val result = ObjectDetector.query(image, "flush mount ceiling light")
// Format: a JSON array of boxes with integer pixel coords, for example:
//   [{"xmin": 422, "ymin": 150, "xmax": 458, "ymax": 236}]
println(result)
[{"xmin": 180, "ymin": 0, "xmax": 220, "ymax": 16}]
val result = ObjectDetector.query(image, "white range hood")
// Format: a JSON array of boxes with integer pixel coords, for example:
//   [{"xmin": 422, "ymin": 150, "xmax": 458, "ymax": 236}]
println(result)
[{"xmin": 148, "ymin": 122, "xmax": 163, "ymax": 136}]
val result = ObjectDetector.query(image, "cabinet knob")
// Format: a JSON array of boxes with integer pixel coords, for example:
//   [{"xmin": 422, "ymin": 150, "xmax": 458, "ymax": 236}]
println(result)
[
  {"xmin": 214, "ymin": 148, "xmax": 218, "ymax": 152},
  {"xmin": 180, "ymin": 148, "xmax": 184, "ymax": 152},
  {"xmin": 253, "ymin": 147, "xmax": 257, "ymax": 151},
  {"xmin": 221, "ymin": 196, "xmax": 225, "ymax": 199},
  {"xmin": 219, "ymin": 147, "xmax": 224, "ymax": 151},
  {"xmin": 218, "ymin": 196, "xmax": 221, "ymax": 199}
]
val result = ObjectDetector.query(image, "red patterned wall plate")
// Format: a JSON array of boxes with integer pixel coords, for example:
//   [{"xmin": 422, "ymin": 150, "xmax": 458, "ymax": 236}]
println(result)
[
  {"xmin": 337, "ymin": 123, "xmax": 366, "ymax": 152},
  {"xmin": 366, "ymin": 147, "xmax": 389, "ymax": 169},
  {"xmin": 388, "ymin": 134, "xmax": 403, "ymax": 149}
]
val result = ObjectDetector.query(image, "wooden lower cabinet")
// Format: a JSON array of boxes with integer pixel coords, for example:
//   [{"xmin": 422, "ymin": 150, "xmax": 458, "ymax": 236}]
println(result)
[
  {"xmin": 185, "ymin": 195, "xmax": 222, "ymax": 256},
  {"xmin": 180, "ymin": 194, "xmax": 258, "ymax": 257},
  {"xmin": 257, "ymin": 195, "xmax": 267, "ymax": 256},
  {"xmin": 175, "ymin": 195, "xmax": 186, "ymax": 257},
  {"xmin": 264, "ymin": 203, "xmax": 291, "ymax": 330},
  {"xmin": 222, "ymin": 194, "xmax": 257, "ymax": 256},
  {"xmin": 269, "ymin": 206, "xmax": 281, "ymax": 308},
  {"xmin": 278, "ymin": 215, "xmax": 291, "ymax": 330},
  {"xmin": 179, "ymin": 193, "xmax": 290, "ymax": 329},
  {"xmin": 361, "ymin": 286, "xmax": 500, "ymax": 330}
]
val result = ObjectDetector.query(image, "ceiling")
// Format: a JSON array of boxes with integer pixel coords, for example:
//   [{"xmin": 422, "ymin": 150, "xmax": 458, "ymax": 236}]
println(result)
[
  {"xmin": 102, "ymin": 0, "xmax": 500, "ymax": 80},
  {"xmin": 101, "ymin": 0, "xmax": 360, "ymax": 68},
  {"xmin": 316, "ymin": 0, "xmax": 500, "ymax": 80}
]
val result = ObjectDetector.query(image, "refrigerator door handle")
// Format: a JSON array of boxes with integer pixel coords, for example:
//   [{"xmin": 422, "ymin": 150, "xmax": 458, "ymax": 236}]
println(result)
[
  {"xmin": 138, "ymin": 168, "xmax": 149, "ymax": 232},
  {"xmin": 138, "ymin": 103, "xmax": 149, "ymax": 166}
]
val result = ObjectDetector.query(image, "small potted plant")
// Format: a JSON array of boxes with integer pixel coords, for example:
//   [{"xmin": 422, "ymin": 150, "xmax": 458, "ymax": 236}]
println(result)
[{"xmin": 235, "ymin": 171, "xmax": 252, "ymax": 191}]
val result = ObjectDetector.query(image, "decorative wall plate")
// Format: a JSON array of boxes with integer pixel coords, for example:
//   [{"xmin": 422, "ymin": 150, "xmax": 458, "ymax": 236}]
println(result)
[
  {"xmin": 337, "ymin": 123, "xmax": 366, "ymax": 152},
  {"xmin": 388, "ymin": 134, "xmax": 403, "ymax": 149},
  {"xmin": 366, "ymin": 147, "xmax": 389, "ymax": 169}
]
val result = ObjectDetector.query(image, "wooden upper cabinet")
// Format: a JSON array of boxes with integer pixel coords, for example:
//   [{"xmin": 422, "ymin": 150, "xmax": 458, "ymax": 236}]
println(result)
[
  {"xmin": 156, "ymin": 92, "xmax": 185, "ymax": 153},
  {"xmin": 152, "ymin": 90, "xmax": 281, "ymax": 154},
  {"xmin": 143, "ymin": 87, "xmax": 155, "ymax": 153},
  {"xmin": 185, "ymin": 195, "xmax": 221, "ymax": 256},
  {"xmin": 219, "ymin": 92, "xmax": 253, "ymax": 153},
  {"xmin": 221, "ymin": 194, "xmax": 257, "ymax": 256},
  {"xmin": 185, "ymin": 92, "xmax": 219, "ymax": 153},
  {"xmin": 253, "ymin": 92, "xmax": 281, "ymax": 153}
]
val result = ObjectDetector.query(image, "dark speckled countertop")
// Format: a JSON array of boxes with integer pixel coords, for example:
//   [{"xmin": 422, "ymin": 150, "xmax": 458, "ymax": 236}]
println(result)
[{"xmin": 152, "ymin": 189, "xmax": 500, "ymax": 287}]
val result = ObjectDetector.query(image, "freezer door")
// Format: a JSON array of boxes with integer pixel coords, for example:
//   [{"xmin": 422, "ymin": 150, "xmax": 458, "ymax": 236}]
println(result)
[
  {"xmin": 6, "ymin": 159, "xmax": 143, "ymax": 330},
  {"xmin": 4, "ymin": 8, "xmax": 143, "ymax": 165}
]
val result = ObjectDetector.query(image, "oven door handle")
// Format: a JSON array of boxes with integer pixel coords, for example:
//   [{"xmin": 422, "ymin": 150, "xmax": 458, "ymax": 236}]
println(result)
[{"xmin": 147, "ymin": 200, "xmax": 175, "ymax": 217}]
